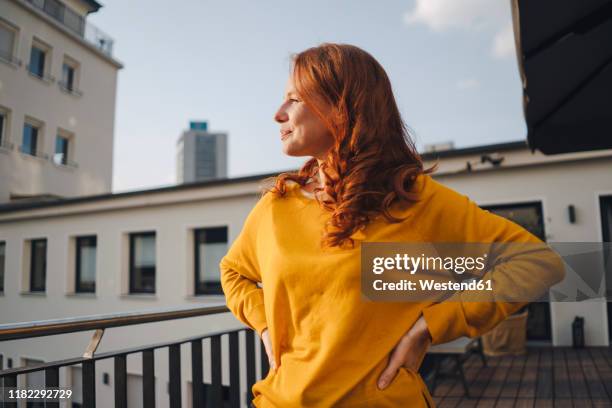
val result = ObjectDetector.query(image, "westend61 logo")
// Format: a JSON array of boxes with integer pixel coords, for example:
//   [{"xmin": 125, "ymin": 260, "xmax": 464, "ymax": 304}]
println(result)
[{"xmin": 360, "ymin": 242, "xmax": 575, "ymax": 303}]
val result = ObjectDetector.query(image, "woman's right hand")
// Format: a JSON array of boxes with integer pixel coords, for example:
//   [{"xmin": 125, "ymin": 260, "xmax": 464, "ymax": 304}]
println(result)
[{"xmin": 261, "ymin": 328, "xmax": 277, "ymax": 371}]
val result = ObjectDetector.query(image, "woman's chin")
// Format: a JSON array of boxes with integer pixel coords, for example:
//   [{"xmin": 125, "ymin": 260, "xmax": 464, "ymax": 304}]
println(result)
[{"xmin": 282, "ymin": 144, "xmax": 306, "ymax": 157}]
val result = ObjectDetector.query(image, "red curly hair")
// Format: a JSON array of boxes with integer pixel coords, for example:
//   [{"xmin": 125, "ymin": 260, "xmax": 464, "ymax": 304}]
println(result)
[{"xmin": 267, "ymin": 43, "xmax": 436, "ymax": 248}]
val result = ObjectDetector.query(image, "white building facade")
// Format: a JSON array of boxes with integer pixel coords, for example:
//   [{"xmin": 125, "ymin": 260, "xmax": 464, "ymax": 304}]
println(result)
[{"xmin": 0, "ymin": 0, "xmax": 122, "ymax": 203}]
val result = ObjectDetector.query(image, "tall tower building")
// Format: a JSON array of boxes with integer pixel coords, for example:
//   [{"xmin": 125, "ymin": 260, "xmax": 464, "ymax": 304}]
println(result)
[{"xmin": 176, "ymin": 121, "xmax": 227, "ymax": 183}]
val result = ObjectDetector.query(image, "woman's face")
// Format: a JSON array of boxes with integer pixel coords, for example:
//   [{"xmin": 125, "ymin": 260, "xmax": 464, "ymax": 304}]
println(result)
[{"xmin": 274, "ymin": 75, "xmax": 334, "ymax": 160}]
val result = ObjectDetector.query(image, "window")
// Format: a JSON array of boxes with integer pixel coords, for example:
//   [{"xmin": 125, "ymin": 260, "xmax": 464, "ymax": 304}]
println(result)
[
  {"xmin": 0, "ymin": 241, "xmax": 5, "ymax": 293},
  {"xmin": 129, "ymin": 232, "xmax": 156, "ymax": 294},
  {"xmin": 61, "ymin": 62, "xmax": 75, "ymax": 90},
  {"xmin": 29, "ymin": 239, "xmax": 47, "ymax": 292},
  {"xmin": 0, "ymin": 20, "xmax": 17, "ymax": 63},
  {"xmin": 0, "ymin": 108, "xmax": 7, "ymax": 148},
  {"xmin": 194, "ymin": 227, "xmax": 228, "ymax": 295},
  {"xmin": 22, "ymin": 122, "xmax": 39, "ymax": 156},
  {"xmin": 29, "ymin": 45, "xmax": 46, "ymax": 77},
  {"xmin": 482, "ymin": 202, "xmax": 550, "ymax": 341},
  {"xmin": 75, "ymin": 236, "xmax": 96, "ymax": 293},
  {"xmin": 60, "ymin": 56, "xmax": 80, "ymax": 94},
  {"xmin": 600, "ymin": 195, "xmax": 612, "ymax": 342},
  {"xmin": 54, "ymin": 134, "xmax": 69, "ymax": 165}
]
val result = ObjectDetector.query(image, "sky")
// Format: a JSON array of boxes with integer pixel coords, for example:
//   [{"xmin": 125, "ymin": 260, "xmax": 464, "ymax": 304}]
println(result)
[{"xmin": 87, "ymin": 0, "xmax": 527, "ymax": 193}]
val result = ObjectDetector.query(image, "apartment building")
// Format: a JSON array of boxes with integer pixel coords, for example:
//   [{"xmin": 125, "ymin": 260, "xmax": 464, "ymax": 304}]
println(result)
[
  {"xmin": 0, "ymin": 141, "xmax": 611, "ymax": 406},
  {"xmin": 0, "ymin": 0, "xmax": 123, "ymax": 203}
]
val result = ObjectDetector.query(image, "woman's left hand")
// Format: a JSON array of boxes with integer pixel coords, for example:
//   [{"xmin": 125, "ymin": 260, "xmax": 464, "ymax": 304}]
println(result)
[{"xmin": 377, "ymin": 315, "xmax": 432, "ymax": 390}]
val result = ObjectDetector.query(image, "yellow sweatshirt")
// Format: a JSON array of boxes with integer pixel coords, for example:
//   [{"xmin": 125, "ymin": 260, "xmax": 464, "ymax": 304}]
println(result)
[{"xmin": 220, "ymin": 174, "xmax": 565, "ymax": 407}]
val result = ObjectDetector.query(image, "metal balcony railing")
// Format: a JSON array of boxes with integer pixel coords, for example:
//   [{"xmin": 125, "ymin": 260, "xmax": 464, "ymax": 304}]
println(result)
[
  {"xmin": 25, "ymin": 0, "xmax": 115, "ymax": 57},
  {"xmin": 0, "ymin": 305, "xmax": 268, "ymax": 407}
]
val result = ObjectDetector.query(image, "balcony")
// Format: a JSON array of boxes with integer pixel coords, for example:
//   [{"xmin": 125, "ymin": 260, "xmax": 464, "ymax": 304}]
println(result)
[
  {"xmin": 1, "ymin": 306, "xmax": 611, "ymax": 407},
  {"xmin": 25, "ymin": 0, "xmax": 114, "ymax": 57},
  {"xmin": 0, "ymin": 305, "xmax": 267, "ymax": 407},
  {"xmin": 431, "ymin": 347, "xmax": 612, "ymax": 406}
]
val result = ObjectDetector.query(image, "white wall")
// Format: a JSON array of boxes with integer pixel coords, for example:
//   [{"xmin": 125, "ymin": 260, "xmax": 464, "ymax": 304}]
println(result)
[{"xmin": 433, "ymin": 156, "xmax": 612, "ymax": 346}]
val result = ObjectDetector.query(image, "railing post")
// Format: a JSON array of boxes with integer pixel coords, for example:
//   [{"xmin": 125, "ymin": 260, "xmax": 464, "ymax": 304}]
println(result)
[
  {"xmin": 142, "ymin": 349, "xmax": 156, "ymax": 407},
  {"xmin": 191, "ymin": 339, "xmax": 204, "ymax": 408},
  {"xmin": 4, "ymin": 374, "xmax": 17, "ymax": 408},
  {"xmin": 229, "ymin": 331, "xmax": 240, "ymax": 408},
  {"xmin": 210, "ymin": 335, "xmax": 223, "ymax": 406},
  {"xmin": 83, "ymin": 359, "xmax": 96, "ymax": 408},
  {"xmin": 114, "ymin": 355, "xmax": 127, "ymax": 408},
  {"xmin": 45, "ymin": 366, "xmax": 59, "ymax": 408},
  {"xmin": 168, "ymin": 344, "xmax": 181, "ymax": 408},
  {"xmin": 260, "ymin": 339, "xmax": 270, "ymax": 377},
  {"xmin": 245, "ymin": 330, "xmax": 256, "ymax": 403}
]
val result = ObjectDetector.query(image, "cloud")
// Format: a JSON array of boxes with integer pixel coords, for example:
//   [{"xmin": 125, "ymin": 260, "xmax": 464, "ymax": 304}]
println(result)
[
  {"xmin": 404, "ymin": 0, "xmax": 515, "ymax": 59},
  {"xmin": 492, "ymin": 23, "xmax": 515, "ymax": 59},
  {"xmin": 456, "ymin": 78, "xmax": 480, "ymax": 90}
]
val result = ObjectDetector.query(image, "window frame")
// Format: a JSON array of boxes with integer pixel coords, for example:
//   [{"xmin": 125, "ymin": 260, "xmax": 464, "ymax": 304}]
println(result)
[
  {"xmin": 0, "ymin": 106, "xmax": 12, "ymax": 150},
  {"xmin": 75, "ymin": 235, "xmax": 97, "ymax": 293},
  {"xmin": 59, "ymin": 54, "xmax": 81, "ymax": 95},
  {"xmin": 21, "ymin": 117, "xmax": 46, "ymax": 159},
  {"xmin": 0, "ymin": 241, "xmax": 5, "ymax": 294},
  {"xmin": 194, "ymin": 226, "xmax": 228, "ymax": 295},
  {"xmin": 129, "ymin": 231, "xmax": 156, "ymax": 294},
  {"xmin": 29, "ymin": 238, "xmax": 47, "ymax": 293},
  {"xmin": 27, "ymin": 37, "xmax": 53, "ymax": 82},
  {"xmin": 0, "ymin": 18, "xmax": 20, "ymax": 66},
  {"xmin": 54, "ymin": 133, "xmax": 69, "ymax": 165}
]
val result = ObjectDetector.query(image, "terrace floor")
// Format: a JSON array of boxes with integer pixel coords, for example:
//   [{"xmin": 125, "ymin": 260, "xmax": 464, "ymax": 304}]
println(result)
[{"xmin": 431, "ymin": 347, "xmax": 612, "ymax": 407}]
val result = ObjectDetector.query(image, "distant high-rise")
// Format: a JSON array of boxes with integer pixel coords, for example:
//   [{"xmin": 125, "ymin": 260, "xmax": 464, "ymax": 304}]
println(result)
[{"xmin": 176, "ymin": 121, "xmax": 227, "ymax": 183}]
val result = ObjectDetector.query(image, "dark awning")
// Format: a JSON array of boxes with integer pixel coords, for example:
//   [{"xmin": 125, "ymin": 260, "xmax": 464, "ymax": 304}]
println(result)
[{"xmin": 511, "ymin": 0, "xmax": 612, "ymax": 154}]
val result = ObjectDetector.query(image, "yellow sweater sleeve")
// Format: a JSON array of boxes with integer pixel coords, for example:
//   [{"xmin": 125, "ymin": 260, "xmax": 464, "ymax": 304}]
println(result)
[
  {"xmin": 219, "ymin": 193, "xmax": 269, "ymax": 337},
  {"xmin": 419, "ymin": 180, "xmax": 565, "ymax": 345}
]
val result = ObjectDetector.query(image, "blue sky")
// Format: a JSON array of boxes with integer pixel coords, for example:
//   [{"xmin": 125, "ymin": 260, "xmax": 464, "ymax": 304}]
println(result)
[{"xmin": 88, "ymin": 0, "xmax": 526, "ymax": 192}]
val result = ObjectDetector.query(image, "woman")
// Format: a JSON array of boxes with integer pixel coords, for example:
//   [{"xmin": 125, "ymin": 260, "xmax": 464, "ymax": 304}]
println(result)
[{"xmin": 220, "ymin": 43, "xmax": 564, "ymax": 407}]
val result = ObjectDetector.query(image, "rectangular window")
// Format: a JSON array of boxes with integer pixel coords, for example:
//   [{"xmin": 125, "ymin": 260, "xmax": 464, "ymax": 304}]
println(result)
[
  {"xmin": 0, "ymin": 241, "xmax": 5, "ymax": 293},
  {"xmin": 22, "ymin": 123, "xmax": 39, "ymax": 156},
  {"xmin": 75, "ymin": 236, "xmax": 96, "ymax": 293},
  {"xmin": 29, "ymin": 45, "xmax": 46, "ymax": 78},
  {"xmin": 129, "ymin": 232, "xmax": 156, "ymax": 294},
  {"xmin": 54, "ymin": 134, "xmax": 69, "ymax": 165},
  {"xmin": 0, "ymin": 110, "xmax": 5, "ymax": 147},
  {"xmin": 61, "ymin": 63, "xmax": 75, "ymax": 91},
  {"xmin": 0, "ymin": 21, "xmax": 16, "ymax": 63},
  {"xmin": 482, "ymin": 202, "xmax": 550, "ymax": 342},
  {"xmin": 194, "ymin": 227, "xmax": 228, "ymax": 295},
  {"xmin": 29, "ymin": 239, "xmax": 47, "ymax": 292}
]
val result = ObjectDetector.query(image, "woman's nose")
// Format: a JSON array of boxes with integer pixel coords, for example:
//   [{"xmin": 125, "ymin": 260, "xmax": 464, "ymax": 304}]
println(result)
[{"xmin": 274, "ymin": 106, "xmax": 288, "ymax": 123}]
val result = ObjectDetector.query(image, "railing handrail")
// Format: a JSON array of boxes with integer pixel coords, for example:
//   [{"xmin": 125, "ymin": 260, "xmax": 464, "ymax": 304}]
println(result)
[{"xmin": 0, "ymin": 303, "xmax": 229, "ymax": 341}]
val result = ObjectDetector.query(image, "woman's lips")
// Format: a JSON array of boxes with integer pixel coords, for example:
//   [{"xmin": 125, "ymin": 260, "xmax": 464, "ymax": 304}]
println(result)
[{"xmin": 280, "ymin": 131, "xmax": 292, "ymax": 141}]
